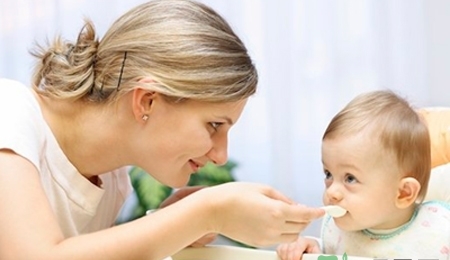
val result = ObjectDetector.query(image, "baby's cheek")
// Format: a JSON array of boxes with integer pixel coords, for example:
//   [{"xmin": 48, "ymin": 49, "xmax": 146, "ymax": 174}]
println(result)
[
  {"xmin": 333, "ymin": 217, "xmax": 354, "ymax": 231},
  {"xmin": 322, "ymin": 191, "xmax": 330, "ymax": 204}
]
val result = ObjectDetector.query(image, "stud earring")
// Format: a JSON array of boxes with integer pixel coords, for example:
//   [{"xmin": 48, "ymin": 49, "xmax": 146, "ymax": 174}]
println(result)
[{"xmin": 142, "ymin": 114, "xmax": 149, "ymax": 121}]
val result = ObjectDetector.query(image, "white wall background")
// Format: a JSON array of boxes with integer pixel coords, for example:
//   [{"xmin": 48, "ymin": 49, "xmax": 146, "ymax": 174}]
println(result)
[{"xmin": 1, "ymin": 0, "xmax": 450, "ymax": 237}]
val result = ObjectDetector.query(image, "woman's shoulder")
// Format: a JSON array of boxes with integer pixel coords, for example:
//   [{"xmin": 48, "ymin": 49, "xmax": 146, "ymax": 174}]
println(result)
[
  {"xmin": 0, "ymin": 78, "xmax": 29, "ymax": 90},
  {"xmin": 0, "ymin": 78, "xmax": 35, "ymax": 101},
  {"xmin": 0, "ymin": 78, "xmax": 41, "ymax": 117},
  {"xmin": 0, "ymin": 79, "xmax": 47, "ymax": 172}
]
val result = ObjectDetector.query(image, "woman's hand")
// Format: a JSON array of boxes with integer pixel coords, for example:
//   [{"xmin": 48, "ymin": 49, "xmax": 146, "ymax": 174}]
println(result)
[
  {"xmin": 159, "ymin": 186, "xmax": 206, "ymax": 208},
  {"xmin": 160, "ymin": 186, "xmax": 218, "ymax": 247},
  {"xmin": 277, "ymin": 237, "xmax": 321, "ymax": 260},
  {"xmin": 200, "ymin": 182, "xmax": 325, "ymax": 247}
]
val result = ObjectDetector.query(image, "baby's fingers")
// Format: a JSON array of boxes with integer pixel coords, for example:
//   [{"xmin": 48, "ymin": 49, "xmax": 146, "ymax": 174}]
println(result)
[
  {"xmin": 306, "ymin": 244, "xmax": 321, "ymax": 254},
  {"xmin": 277, "ymin": 242, "xmax": 306, "ymax": 260},
  {"xmin": 277, "ymin": 243, "xmax": 290, "ymax": 260}
]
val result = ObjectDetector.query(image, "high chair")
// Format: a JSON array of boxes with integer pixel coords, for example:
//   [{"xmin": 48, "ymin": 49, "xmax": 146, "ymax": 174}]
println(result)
[{"xmin": 419, "ymin": 107, "xmax": 450, "ymax": 203}]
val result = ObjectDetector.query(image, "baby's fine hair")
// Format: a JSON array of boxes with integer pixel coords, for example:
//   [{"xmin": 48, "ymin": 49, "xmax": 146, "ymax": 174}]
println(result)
[
  {"xmin": 31, "ymin": 0, "xmax": 257, "ymax": 103},
  {"xmin": 323, "ymin": 90, "xmax": 431, "ymax": 201}
]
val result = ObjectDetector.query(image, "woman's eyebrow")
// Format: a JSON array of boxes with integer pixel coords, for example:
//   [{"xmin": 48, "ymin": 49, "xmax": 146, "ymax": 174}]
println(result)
[
  {"xmin": 217, "ymin": 116, "xmax": 233, "ymax": 125},
  {"xmin": 225, "ymin": 117, "xmax": 233, "ymax": 125}
]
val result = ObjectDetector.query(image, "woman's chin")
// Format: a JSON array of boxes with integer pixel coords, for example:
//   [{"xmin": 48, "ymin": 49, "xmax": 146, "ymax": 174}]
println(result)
[{"xmin": 166, "ymin": 177, "xmax": 190, "ymax": 188}]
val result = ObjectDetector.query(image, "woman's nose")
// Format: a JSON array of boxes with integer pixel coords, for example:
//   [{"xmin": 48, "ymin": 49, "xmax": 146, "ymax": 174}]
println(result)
[{"xmin": 206, "ymin": 136, "xmax": 228, "ymax": 166}]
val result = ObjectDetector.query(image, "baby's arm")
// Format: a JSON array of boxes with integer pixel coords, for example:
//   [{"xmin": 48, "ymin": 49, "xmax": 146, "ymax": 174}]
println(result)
[{"xmin": 277, "ymin": 236, "xmax": 322, "ymax": 260}]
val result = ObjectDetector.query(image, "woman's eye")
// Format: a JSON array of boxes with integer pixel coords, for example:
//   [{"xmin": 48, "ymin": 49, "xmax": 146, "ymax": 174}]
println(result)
[
  {"xmin": 345, "ymin": 174, "xmax": 357, "ymax": 184},
  {"xmin": 209, "ymin": 122, "xmax": 223, "ymax": 131}
]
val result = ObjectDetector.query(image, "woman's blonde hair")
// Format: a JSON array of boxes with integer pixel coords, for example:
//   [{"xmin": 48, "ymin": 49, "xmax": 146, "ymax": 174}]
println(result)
[
  {"xmin": 323, "ymin": 90, "xmax": 431, "ymax": 202},
  {"xmin": 31, "ymin": 0, "xmax": 257, "ymax": 103}
]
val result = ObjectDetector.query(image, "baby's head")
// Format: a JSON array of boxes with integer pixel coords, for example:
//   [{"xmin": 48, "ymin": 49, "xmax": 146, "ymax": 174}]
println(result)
[{"xmin": 321, "ymin": 90, "xmax": 430, "ymax": 231}]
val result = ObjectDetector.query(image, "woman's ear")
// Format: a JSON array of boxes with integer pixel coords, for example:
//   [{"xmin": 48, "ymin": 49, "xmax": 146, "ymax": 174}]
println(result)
[
  {"xmin": 131, "ymin": 88, "xmax": 156, "ymax": 123},
  {"xmin": 395, "ymin": 177, "xmax": 421, "ymax": 208}
]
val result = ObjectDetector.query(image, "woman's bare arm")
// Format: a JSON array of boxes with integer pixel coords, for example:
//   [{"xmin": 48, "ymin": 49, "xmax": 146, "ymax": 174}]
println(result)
[
  {"xmin": 0, "ymin": 149, "xmax": 211, "ymax": 259},
  {"xmin": 0, "ymin": 149, "xmax": 324, "ymax": 260}
]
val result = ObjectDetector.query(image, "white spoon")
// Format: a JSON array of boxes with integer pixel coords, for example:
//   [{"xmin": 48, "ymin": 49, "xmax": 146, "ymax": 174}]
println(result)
[
  {"xmin": 321, "ymin": 205, "xmax": 347, "ymax": 218},
  {"xmin": 146, "ymin": 209, "xmax": 157, "ymax": 215}
]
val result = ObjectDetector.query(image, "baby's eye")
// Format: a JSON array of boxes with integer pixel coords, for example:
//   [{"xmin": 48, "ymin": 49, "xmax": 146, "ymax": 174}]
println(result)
[
  {"xmin": 324, "ymin": 170, "xmax": 332, "ymax": 180},
  {"xmin": 345, "ymin": 174, "xmax": 358, "ymax": 184},
  {"xmin": 323, "ymin": 170, "xmax": 333, "ymax": 187}
]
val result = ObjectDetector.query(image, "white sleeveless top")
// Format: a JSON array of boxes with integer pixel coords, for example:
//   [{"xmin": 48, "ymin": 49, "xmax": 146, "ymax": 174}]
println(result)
[{"xmin": 0, "ymin": 78, "xmax": 132, "ymax": 237}]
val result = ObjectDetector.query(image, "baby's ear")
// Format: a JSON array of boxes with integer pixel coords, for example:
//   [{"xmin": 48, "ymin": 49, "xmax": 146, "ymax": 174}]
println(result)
[{"xmin": 395, "ymin": 177, "xmax": 421, "ymax": 208}]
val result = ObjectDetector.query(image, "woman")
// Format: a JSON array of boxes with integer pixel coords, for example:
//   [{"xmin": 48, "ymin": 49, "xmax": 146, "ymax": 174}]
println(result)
[{"xmin": 0, "ymin": 0, "xmax": 324, "ymax": 259}]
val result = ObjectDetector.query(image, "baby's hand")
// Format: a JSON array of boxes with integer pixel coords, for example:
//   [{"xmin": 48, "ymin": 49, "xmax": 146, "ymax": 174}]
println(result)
[{"xmin": 277, "ymin": 237, "xmax": 321, "ymax": 260}]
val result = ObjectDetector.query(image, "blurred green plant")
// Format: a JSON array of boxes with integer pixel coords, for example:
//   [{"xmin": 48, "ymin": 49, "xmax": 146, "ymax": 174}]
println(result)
[
  {"xmin": 120, "ymin": 160, "xmax": 254, "ymax": 248},
  {"xmin": 124, "ymin": 161, "xmax": 238, "ymax": 222}
]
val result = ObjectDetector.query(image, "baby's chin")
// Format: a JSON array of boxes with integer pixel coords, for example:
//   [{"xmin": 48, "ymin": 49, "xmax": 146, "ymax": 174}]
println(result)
[
  {"xmin": 334, "ymin": 223, "xmax": 362, "ymax": 232},
  {"xmin": 333, "ymin": 217, "xmax": 366, "ymax": 232}
]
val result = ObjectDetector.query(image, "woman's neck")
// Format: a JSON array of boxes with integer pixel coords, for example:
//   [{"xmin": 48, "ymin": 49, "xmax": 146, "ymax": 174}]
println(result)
[{"xmin": 34, "ymin": 91, "xmax": 130, "ymax": 177}]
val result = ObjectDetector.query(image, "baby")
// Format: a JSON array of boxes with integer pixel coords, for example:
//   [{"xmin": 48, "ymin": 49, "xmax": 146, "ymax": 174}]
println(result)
[{"xmin": 278, "ymin": 90, "xmax": 450, "ymax": 260}]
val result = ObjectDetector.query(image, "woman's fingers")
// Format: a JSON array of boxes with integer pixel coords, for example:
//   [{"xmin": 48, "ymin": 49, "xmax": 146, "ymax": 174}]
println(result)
[
  {"xmin": 278, "ymin": 233, "xmax": 305, "ymax": 244},
  {"xmin": 198, "ymin": 183, "xmax": 325, "ymax": 247},
  {"xmin": 285, "ymin": 204, "xmax": 325, "ymax": 223},
  {"xmin": 261, "ymin": 185, "xmax": 325, "ymax": 223},
  {"xmin": 281, "ymin": 221, "xmax": 313, "ymax": 235},
  {"xmin": 263, "ymin": 186, "xmax": 297, "ymax": 204}
]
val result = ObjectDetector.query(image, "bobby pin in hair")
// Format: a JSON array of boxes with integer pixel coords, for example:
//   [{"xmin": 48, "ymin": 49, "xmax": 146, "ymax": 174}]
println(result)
[
  {"xmin": 66, "ymin": 45, "xmax": 75, "ymax": 60},
  {"xmin": 116, "ymin": 51, "xmax": 127, "ymax": 91}
]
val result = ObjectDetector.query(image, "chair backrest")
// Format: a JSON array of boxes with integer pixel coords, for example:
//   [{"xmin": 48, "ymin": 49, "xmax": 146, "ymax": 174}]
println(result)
[
  {"xmin": 424, "ymin": 162, "xmax": 450, "ymax": 203},
  {"xmin": 417, "ymin": 107, "xmax": 450, "ymax": 168},
  {"xmin": 417, "ymin": 107, "xmax": 450, "ymax": 203}
]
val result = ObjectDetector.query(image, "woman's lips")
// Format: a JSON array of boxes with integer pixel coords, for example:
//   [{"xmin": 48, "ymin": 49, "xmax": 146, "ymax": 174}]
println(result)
[{"xmin": 189, "ymin": 160, "xmax": 201, "ymax": 172}]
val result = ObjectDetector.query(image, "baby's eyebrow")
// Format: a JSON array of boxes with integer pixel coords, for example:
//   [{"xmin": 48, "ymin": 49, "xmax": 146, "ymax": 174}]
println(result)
[{"xmin": 338, "ymin": 163, "xmax": 360, "ymax": 172}]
